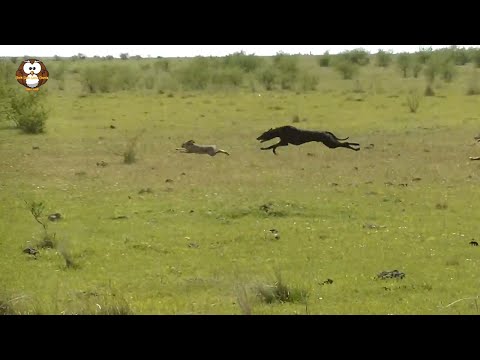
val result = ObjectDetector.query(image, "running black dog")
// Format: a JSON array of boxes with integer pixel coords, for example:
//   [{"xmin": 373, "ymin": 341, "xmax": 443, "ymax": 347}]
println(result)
[{"xmin": 256, "ymin": 125, "xmax": 360, "ymax": 155}]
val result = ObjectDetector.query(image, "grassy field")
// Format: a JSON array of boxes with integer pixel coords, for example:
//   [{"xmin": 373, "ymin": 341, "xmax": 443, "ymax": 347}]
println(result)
[{"xmin": 1, "ymin": 52, "xmax": 480, "ymax": 314}]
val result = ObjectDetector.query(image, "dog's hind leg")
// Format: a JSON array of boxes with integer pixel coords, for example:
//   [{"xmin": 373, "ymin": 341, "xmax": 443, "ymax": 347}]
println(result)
[
  {"xmin": 325, "ymin": 131, "xmax": 349, "ymax": 141},
  {"xmin": 343, "ymin": 142, "xmax": 360, "ymax": 151},
  {"xmin": 216, "ymin": 150, "xmax": 230, "ymax": 156}
]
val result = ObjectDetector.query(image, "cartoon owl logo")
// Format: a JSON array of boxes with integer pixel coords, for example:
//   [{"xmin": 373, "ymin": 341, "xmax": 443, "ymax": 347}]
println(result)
[{"xmin": 16, "ymin": 59, "xmax": 49, "ymax": 91}]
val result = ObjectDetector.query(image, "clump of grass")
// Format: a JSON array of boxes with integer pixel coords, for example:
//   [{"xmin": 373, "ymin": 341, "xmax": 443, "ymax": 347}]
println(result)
[
  {"xmin": 406, "ymin": 90, "xmax": 421, "ymax": 113},
  {"xmin": 0, "ymin": 294, "xmax": 16, "ymax": 315},
  {"xmin": 0, "ymin": 291, "xmax": 30, "ymax": 315},
  {"xmin": 138, "ymin": 188, "xmax": 154, "ymax": 194},
  {"xmin": 256, "ymin": 271, "xmax": 308, "ymax": 304},
  {"xmin": 446, "ymin": 258, "xmax": 460, "ymax": 266},
  {"xmin": 69, "ymin": 289, "xmax": 133, "ymax": 315},
  {"xmin": 435, "ymin": 202, "xmax": 448, "ymax": 210},
  {"xmin": 123, "ymin": 130, "xmax": 145, "ymax": 164},
  {"xmin": 95, "ymin": 299, "xmax": 132, "ymax": 315},
  {"xmin": 234, "ymin": 283, "xmax": 253, "ymax": 315}
]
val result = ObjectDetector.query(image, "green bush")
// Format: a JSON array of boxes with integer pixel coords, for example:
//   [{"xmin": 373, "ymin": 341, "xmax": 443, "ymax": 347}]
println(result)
[
  {"xmin": 397, "ymin": 53, "xmax": 411, "ymax": 78},
  {"xmin": 376, "ymin": 50, "xmax": 393, "ymax": 67},
  {"xmin": 417, "ymin": 47, "xmax": 433, "ymax": 64},
  {"xmin": 224, "ymin": 51, "xmax": 263, "ymax": 72},
  {"xmin": 334, "ymin": 60, "xmax": 359, "ymax": 80},
  {"xmin": 8, "ymin": 90, "xmax": 49, "ymax": 134},
  {"xmin": 298, "ymin": 71, "xmax": 318, "ymax": 91},
  {"xmin": 273, "ymin": 52, "xmax": 299, "ymax": 89},
  {"xmin": 176, "ymin": 57, "xmax": 215, "ymax": 90},
  {"xmin": 318, "ymin": 51, "xmax": 331, "ymax": 67},
  {"xmin": 471, "ymin": 49, "xmax": 480, "ymax": 68},
  {"xmin": 81, "ymin": 64, "xmax": 112, "ymax": 93},
  {"xmin": 257, "ymin": 68, "xmax": 276, "ymax": 90},
  {"xmin": 342, "ymin": 48, "xmax": 370, "ymax": 66},
  {"xmin": 440, "ymin": 61, "xmax": 456, "ymax": 82},
  {"xmin": 411, "ymin": 58, "xmax": 423, "ymax": 78},
  {"xmin": 211, "ymin": 67, "xmax": 244, "ymax": 87},
  {"xmin": 424, "ymin": 58, "xmax": 440, "ymax": 84}
]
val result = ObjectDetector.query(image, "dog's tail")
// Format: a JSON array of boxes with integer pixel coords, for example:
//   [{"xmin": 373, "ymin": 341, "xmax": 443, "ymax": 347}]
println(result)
[
  {"xmin": 326, "ymin": 131, "xmax": 349, "ymax": 141},
  {"xmin": 216, "ymin": 150, "xmax": 230, "ymax": 156}
]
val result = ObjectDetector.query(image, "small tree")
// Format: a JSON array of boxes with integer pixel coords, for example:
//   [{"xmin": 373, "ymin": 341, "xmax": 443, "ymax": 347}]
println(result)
[
  {"xmin": 376, "ymin": 50, "xmax": 392, "ymax": 67},
  {"xmin": 417, "ymin": 47, "xmax": 433, "ymax": 64},
  {"xmin": 440, "ymin": 61, "xmax": 456, "ymax": 82},
  {"xmin": 412, "ymin": 59, "xmax": 423, "ymax": 78},
  {"xmin": 342, "ymin": 49, "xmax": 370, "ymax": 66},
  {"xmin": 397, "ymin": 53, "xmax": 411, "ymax": 78},
  {"xmin": 451, "ymin": 46, "xmax": 469, "ymax": 65},
  {"xmin": 120, "ymin": 53, "xmax": 129, "ymax": 60}
]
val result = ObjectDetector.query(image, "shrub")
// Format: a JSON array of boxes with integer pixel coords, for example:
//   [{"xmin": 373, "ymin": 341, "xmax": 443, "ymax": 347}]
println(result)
[
  {"xmin": 176, "ymin": 57, "xmax": 213, "ymax": 90},
  {"xmin": 417, "ymin": 47, "xmax": 433, "ymax": 64},
  {"xmin": 257, "ymin": 68, "xmax": 276, "ymax": 90},
  {"xmin": 451, "ymin": 46, "xmax": 470, "ymax": 65},
  {"xmin": 318, "ymin": 51, "xmax": 331, "ymax": 67},
  {"xmin": 471, "ymin": 49, "xmax": 480, "ymax": 68},
  {"xmin": 298, "ymin": 71, "xmax": 318, "ymax": 91},
  {"xmin": 8, "ymin": 90, "xmax": 48, "ymax": 134},
  {"xmin": 211, "ymin": 67, "xmax": 244, "ymax": 87},
  {"xmin": 81, "ymin": 64, "xmax": 112, "ymax": 93},
  {"xmin": 412, "ymin": 59, "xmax": 423, "ymax": 78},
  {"xmin": 256, "ymin": 271, "xmax": 308, "ymax": 304},
  {"xmin": 397, "ymin": 53, "xmax": 411, "ymax": 78},
  {"xmin": 406, "ymin": 90, "xmax": 421, "ymax": 113},
  {"xmin": 334, "ymin": 60, "xmax": 359, "ymax": 80},
  {"xmin": 342, "ymin": 48, "xmax": 370, "ymax": 66},
  {"xmin": 273, "ymin": 52, "xmax": 299, "ymax": 89},
  {"xmin": 123, "ymin": 130, "xmax": 145, "ymax": 164},
  {"xmin": 424, "ymin": 58, "xmax": 439, "ymax": 84},
  {"xmin": 376, "ymin": 50, "xmax": 393, "ymax": 67},
  {"xmin": 224, "ymin": 51, "xmax": 263, "ymax": 72},
  {"xmin": 440, "ymin": 61, "xmax": 456, "ymax": 82},
  {"xmin": 466, "ymin": 70, "xmax": 480, "ymax": 95}
]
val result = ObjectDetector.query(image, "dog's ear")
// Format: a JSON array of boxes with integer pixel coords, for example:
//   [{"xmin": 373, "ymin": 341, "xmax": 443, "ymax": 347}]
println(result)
[{"xmin": 188, "ymin": 140, "xmax": 195, "ymax": 144}]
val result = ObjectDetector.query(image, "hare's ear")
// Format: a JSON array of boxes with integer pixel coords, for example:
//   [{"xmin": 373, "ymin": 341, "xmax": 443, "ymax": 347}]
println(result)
[{"xmin": 188, "ymin": 140, "xmax": 195, "ymax": 144}]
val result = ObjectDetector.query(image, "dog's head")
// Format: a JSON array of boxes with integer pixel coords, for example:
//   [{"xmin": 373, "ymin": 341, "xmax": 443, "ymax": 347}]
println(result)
[
  {"xmin": 256, "ymin": 128, "xmax": 277, "ymax": 143},
  {"xmin": 181, "ymin": 140, "xmax": 195, "ymax": 148}
]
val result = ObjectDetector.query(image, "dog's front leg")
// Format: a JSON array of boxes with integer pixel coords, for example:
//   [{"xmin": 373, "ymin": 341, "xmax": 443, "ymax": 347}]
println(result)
[
  {"xmin": 261, "ymin": 141, "xmax": 282, "ymax": 152},
  {"xmin": 262, "ymin": 141, "xmax": 287, "ymax": 155},
  {"xmin": 261, "ymin": 145, "xmax": 279, "ymax": 155}
]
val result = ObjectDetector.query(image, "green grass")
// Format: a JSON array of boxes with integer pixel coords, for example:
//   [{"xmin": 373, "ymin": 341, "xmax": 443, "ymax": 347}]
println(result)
[{"xmin": 1, "ymin": 58, "xmax": 480, "ymax": 314}]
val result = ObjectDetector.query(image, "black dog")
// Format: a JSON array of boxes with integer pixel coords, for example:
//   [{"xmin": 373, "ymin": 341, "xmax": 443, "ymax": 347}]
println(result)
[{"xmin": 256, "ymin": 125, "xmax": 360, "ymax": 155}]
